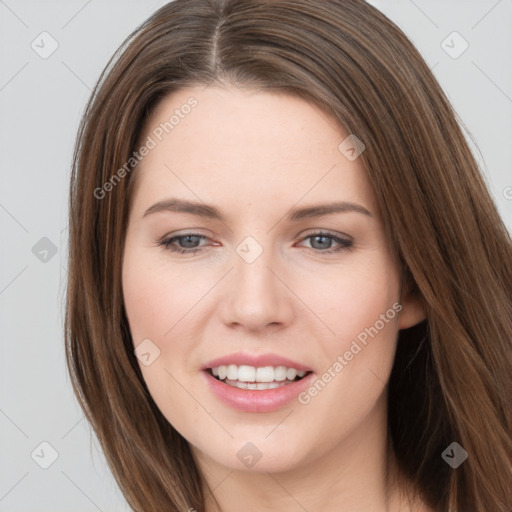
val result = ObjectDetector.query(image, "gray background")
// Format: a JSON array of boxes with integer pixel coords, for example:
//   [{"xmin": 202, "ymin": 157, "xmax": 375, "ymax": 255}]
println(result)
[{"xmin": 1, "ymin": 1, "xmax": 511, "ymax": 510}]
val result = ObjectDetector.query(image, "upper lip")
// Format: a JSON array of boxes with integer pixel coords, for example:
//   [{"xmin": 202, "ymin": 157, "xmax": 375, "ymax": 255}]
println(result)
[{"xmin": 202, "ymin": 352, "xmax": 313, "ymax": 372}]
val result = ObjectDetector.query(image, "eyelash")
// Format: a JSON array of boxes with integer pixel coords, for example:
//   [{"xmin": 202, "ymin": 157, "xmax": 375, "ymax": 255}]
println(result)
[{"xmin": 156, "ymin": 231, "xmax": 353, "ymax": 255}]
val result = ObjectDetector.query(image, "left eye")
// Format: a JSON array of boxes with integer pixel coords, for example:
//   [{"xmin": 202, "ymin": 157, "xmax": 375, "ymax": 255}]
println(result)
[
  {"xmin": 299, "ymin": 232, "xmax": 353, "ymax": 252},
  {"xmin": 158, "ymin": 233, "xmax": 209, "ymax": 254},
  {"xmin": 157, "ymin": 231, "xmax": 353, "ymax": 255}
]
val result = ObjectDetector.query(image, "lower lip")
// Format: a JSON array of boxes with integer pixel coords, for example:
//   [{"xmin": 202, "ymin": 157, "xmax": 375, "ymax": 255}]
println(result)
[{"xmin": 202, "ymin": 371, "xmax": 315, "ymax": 412}]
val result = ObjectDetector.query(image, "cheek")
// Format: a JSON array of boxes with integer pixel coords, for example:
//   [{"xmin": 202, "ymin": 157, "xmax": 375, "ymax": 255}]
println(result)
[
  {"xmin": 339, "ymin": 274, "xmax": 399, "ymax": 349},
  {"xmin": 122, "ymin": 245, "xmax": 208, "ymax": 437},
  {"xmin": 122, "ymin": 247, "xmax": 206, "ymax": 344},
  {"xmin": 295, "ymin": 262, "xmax": 401, "ymax": 422},
  {"xmin": 295, "ymin": 257, "xmax": 401, "ymax": 351},
  {"xmin": 293, "ymin": 259, "xmax": 401, "ymax": 411}
]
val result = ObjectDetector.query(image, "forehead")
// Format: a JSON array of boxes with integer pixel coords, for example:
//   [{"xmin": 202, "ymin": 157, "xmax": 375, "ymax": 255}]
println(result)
[{"xmin": 130, "ymin": 85, "xmax": 376, "ymax": 219}]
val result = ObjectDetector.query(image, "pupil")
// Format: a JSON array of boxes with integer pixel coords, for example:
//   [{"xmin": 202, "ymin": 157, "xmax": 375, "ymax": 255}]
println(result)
[
  {"xmin": 312, "ymin": 235, "xmax": 331, "ymax": 249},
  {"xmin": 181, "ymin": 235, "xmax": 200, "ymax": 248}
]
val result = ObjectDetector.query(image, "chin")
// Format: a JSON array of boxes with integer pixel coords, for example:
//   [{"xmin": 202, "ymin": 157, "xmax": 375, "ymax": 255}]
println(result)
[{"xmin": 192, "ymin": 436, "xmax": 308, "ymax": 474}]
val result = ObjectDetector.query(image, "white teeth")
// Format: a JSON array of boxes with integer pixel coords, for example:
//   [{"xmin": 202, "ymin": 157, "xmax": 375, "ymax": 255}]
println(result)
[
  {"xmin": 231, "ymin": 380, "xmax": 285, "ymax": 390},
  {"xmin": 238, "ymin": 365, "xmax": 256, "ymax": 382},
  {"xmin": 286, "ymin": 368, "xmax": 297, "ymax": 380},
  {"xmin": 210, "ymin": 364, "xmax": 308, "ymax": 383},
  {"xmin": 274, "ymin": 366, "xmax": 288, "ymax": 381},
  {"xmin": 255, "ymin": 366, "xmax": 275, "ymax": 382},
  {"xmin": 227, "ymin": 364, "xmax": 238, "ymax": 380}
]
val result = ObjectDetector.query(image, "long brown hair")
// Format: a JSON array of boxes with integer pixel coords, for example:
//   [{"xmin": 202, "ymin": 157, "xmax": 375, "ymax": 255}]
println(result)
[{"xmin": 65, "ymin": 1, "xmax": 512, "ymax": 510}]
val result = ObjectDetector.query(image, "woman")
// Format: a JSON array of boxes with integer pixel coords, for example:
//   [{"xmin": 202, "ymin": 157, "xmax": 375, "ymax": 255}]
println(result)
[{"xmin": 65, "ymin": 1, "xmax": 512, "ymax": 510}]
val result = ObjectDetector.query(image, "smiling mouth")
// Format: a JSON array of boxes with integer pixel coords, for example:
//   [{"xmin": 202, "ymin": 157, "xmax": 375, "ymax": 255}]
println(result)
[{"xmin": 207, "ymin": 365, "xmax": 313, "ymax": 391}]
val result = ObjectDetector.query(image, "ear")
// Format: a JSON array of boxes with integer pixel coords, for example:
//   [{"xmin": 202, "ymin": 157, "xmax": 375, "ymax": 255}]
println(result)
[{"xmin": 398, "ymin": 281, "xmax": 427, "ymax": 330}]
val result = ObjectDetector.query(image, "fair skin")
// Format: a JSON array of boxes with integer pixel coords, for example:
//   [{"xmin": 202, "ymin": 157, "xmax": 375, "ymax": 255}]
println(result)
[{"xmin": 122, "ymin": 84, "xmax": 431, "ymax": 511}]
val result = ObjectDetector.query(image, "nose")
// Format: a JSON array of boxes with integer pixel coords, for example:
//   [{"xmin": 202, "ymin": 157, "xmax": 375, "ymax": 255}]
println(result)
[{"xmin": 217, "ymin": 245, "xmax": 295, "ymax": 334}]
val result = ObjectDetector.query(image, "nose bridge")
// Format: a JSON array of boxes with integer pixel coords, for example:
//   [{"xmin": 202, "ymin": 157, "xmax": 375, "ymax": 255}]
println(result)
[
  {"xmin": 233, "ymin": 234, "xmax": 281, "ymax": 300},
  {"xmin": 218, "ymin": 233, "xmax": 293, "ymax": 330}
]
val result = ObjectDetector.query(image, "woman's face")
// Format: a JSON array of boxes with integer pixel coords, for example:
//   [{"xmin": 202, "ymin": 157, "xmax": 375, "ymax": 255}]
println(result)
[{"xmin": 122, "ymin": 85, "xmax": 422, "ymax": 474}]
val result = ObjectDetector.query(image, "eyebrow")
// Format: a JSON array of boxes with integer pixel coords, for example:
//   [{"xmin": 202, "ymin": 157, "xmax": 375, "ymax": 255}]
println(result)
[{"xmin": 143, "ymin": 198, "xmax": 372, "ymax": 221}]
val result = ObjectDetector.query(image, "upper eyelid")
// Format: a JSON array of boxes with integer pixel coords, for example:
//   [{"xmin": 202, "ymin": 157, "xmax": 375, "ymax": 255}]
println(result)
[{"xmin": 163, "ymin": 229, "xmax": 352, "ymax": 241}]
